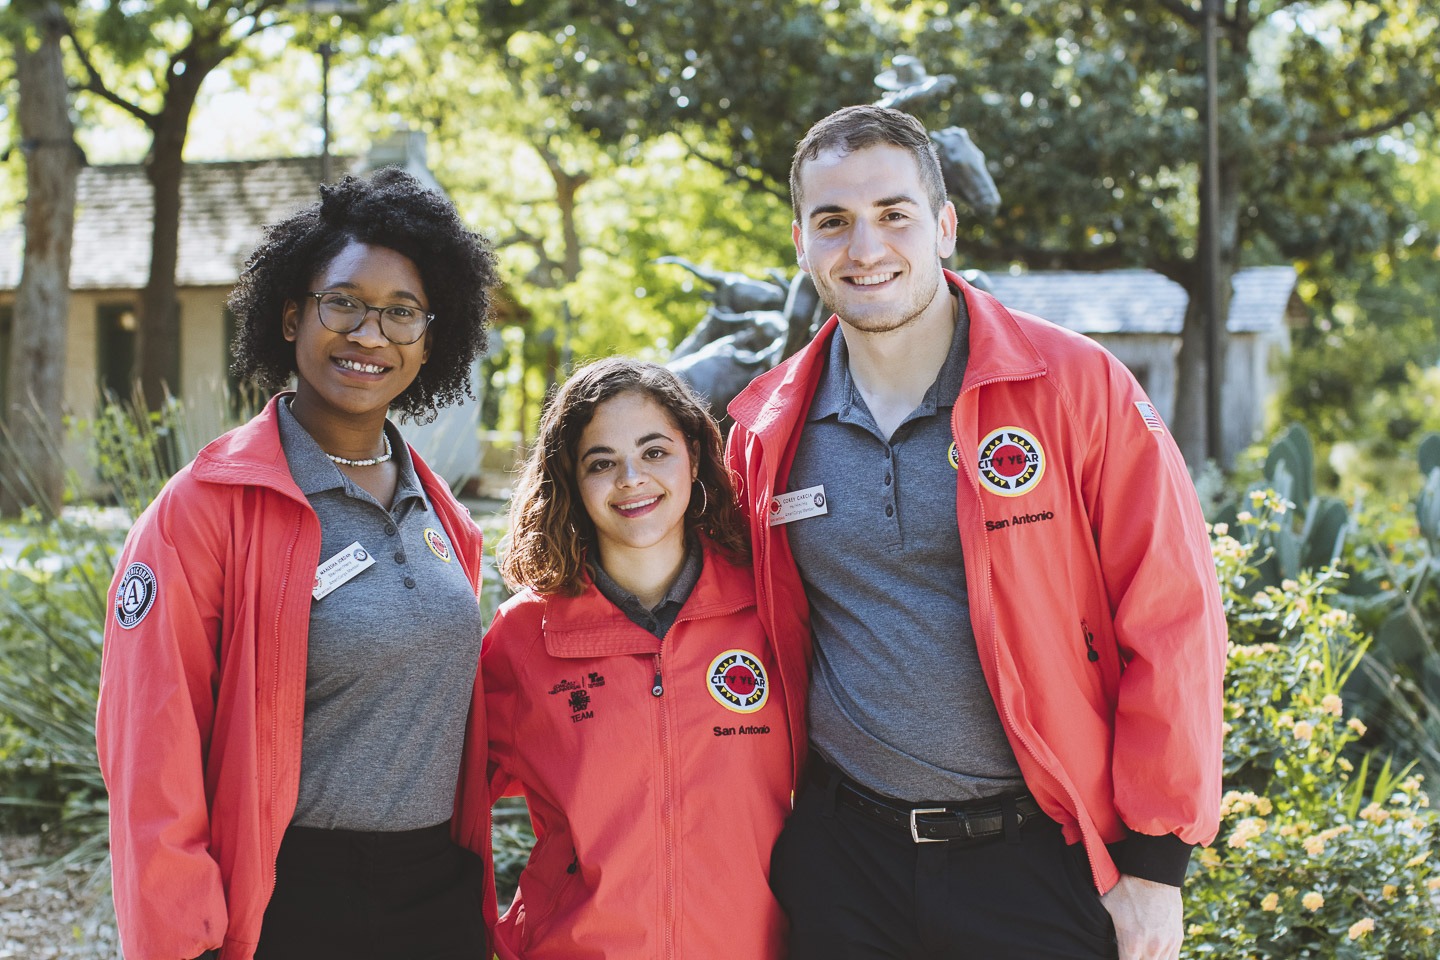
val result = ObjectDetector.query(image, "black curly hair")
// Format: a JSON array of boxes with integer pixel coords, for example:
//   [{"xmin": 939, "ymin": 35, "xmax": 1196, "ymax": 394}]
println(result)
[{"xmin": 228, "ymin": 166, "xmax": 499, "ymax": 420}]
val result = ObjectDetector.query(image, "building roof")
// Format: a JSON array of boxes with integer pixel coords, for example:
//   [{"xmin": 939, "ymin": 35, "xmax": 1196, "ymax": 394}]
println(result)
[
  {"xmin": 0, "ymin": 156, "xmax": 326, "ymax": 291},
  {"xmin": 982, "ymin": 265, "xmax": 1298, "ymax": 335},
  {"xmin": 0, "ymin": 131, "xmax": 441, "ymax": 292}
]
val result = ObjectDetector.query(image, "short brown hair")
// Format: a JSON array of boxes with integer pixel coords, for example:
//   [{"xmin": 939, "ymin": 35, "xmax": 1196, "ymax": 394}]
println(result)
[
  {"xmin": 789, "ymin": 104, "xmax": 946, "ymax": 221},
  {"xmin": 500, "ymin": 357, "xmax": 749, "ymax": 596}
]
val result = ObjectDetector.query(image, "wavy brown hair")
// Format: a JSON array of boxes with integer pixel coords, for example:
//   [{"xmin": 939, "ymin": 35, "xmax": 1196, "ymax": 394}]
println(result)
[{"xmin": 501, "ymin": 357, "xmax": 749, "ymax": 596}]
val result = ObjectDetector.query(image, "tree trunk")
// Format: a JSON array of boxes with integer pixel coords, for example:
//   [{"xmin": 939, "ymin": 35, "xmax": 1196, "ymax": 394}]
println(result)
[
  {"xmin": 2, "ymin": 10, "xmax": 80, "ymax": 517},
  {"xmin": 1171, "ymin": 9, "xmax": 1248, "ymax": 471},
  {"xmin": 136, "ymin": 69, "xmax": 204, "ymax": 410}
]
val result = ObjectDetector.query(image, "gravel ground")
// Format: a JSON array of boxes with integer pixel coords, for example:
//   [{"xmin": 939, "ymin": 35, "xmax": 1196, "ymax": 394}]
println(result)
[{"xmin": 0, "ymin": 836, "xmax": 118, "ymax": 959}]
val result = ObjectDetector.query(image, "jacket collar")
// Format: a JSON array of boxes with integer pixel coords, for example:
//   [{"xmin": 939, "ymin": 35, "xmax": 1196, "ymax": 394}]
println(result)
[
  {"xmin": 190, "ymin": 393, "xmax": 308, "ymax": 503},
  {"xmin": 728, "ymin": 270, "xmax": 1047, "ymax": 441},
  {"xmin": 541, "ymin": 539, "xmax": 757, "ymax": 659}
]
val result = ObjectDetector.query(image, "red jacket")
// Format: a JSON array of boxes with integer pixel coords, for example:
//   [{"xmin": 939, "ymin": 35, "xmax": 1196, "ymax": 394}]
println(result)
[
  {"xmin": 96, "ymin": 395, "xmax": 491, "ymax": 960},
  {"xmin": 726, "ymin": 271, "xmax": 1226, "ymax": 892},
  {"xmin": 481, "ymin": 541, "xmax": 791, "ymax": 959}
]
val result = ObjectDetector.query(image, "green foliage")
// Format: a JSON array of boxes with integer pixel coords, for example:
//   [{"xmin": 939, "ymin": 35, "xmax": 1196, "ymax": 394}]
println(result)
[
  {"xmin": 0, "ymin": 509, "xmax": 115, "ymax": 863},
  {"xmin": 1188, "ymin": 513, "xmax": 1440, "ymax": 958}
]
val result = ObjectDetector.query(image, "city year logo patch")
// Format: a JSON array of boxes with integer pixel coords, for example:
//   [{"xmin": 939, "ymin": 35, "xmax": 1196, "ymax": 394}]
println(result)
[
  {"xmin": 423, "ymin": 528, "xmax": 452, "ymax": 562},
  {"xmin": 977, "ymin": 427, "xmax": 1045, "ymax": 497},
  {"xmin": 114, "ymin": 562, "xmax": 158, "ymax": 629},
  {"xmin": 707, "ymin": 649, "xmax": 769, "ymax": 714}
]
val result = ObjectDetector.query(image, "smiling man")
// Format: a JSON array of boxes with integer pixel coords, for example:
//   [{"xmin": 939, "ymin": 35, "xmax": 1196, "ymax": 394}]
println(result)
[{"xmin": 726, "ymin": 105, "xmax": 1227, "ymax": 960}]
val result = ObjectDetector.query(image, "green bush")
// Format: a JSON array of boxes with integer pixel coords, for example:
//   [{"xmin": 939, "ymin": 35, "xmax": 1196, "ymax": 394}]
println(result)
[
  {"xmin": 1185, "ymin": 501, "xmax": 1440, "ymax": 958},
  {"xmin": 0, "ymin": 509, "xmax": 116, "ymax": 864}
]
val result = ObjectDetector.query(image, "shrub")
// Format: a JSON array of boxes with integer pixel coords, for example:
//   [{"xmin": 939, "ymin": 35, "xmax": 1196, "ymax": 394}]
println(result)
[{"xmin": 1184, "ymin": 503, "xmax": 1440, "ymax": 958}]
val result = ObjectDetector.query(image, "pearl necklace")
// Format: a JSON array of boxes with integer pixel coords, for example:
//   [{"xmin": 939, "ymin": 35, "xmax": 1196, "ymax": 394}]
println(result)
[{"xmin": 325, "ymin": 432, "xmax": 393, "ymax": 468}]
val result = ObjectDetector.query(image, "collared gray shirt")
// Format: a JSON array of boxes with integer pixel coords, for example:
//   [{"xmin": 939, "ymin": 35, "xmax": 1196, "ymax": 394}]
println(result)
[
  {"xmin": 591, "ymin": 537, "xmax": 704, "ymax": 640},
  {"xmin": 278, "ymin": 399, "xmax": 484, "ymax": 831},
  {"xmin": 785, "ymin": 293, "xmax": 1026, "ymax": 802}
]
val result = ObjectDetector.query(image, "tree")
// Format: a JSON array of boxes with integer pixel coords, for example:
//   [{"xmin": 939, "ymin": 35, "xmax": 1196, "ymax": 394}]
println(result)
[
  {"xmin": 480, "ymin": 1, "xmax": 1440, "ymax": 469},
  {"xmin": 1, "ymin": 2, "xmax": 82, "ymax": 516},
  {"xmin": 63, "ymin": 0, "xmax": 304, "ymax": 410},
  {"xmin": 900, "ymin": 0, "xmax": 1440, "ymax": 465},
  {"xmin": 469, "ymin": 0, "xmax": 890, "ymax": 200},
  {"xmin": 356, "ymin": 1, "xmax": 798, "ymax": 436}
]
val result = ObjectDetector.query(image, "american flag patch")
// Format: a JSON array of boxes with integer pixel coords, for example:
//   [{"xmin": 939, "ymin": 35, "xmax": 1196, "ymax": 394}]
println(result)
[{"xmin": 1135, "ymin": 401, "xmax": 1165, "ymax": 433}]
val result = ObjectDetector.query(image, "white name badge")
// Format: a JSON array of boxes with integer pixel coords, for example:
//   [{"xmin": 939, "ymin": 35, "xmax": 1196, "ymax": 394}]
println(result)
[
  {"xmin": 768, "ymin": 484, "xmax": 829, "ymax": 526},
  {"xmin": 312, "ymin": 541, "xmax": 376, "ymax": 601}
]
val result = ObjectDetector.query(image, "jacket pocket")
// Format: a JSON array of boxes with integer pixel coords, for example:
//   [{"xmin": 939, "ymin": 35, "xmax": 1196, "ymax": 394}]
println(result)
[{"xmin": 518, "ymin": 846, "xmax": 581, "ymax": 953}]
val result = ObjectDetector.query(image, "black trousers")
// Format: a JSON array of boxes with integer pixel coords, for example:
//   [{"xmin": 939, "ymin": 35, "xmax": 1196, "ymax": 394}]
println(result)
[
  {"xmin": 256, "ymin": 821, "xmax": 487, "ymax": 960},
  {"xmin": 771, "ymin": 770, "xmax": 1119, "ymax": 960}
]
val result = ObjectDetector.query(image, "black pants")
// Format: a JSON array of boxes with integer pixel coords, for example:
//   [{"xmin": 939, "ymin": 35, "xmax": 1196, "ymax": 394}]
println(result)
[
  {"xmin": 771, "ymin": 769, "xmax": 1119, "ymax": 960},
  {"xmin": 256, "ymin": 821, "xmax": 487, "ymax": 960}
]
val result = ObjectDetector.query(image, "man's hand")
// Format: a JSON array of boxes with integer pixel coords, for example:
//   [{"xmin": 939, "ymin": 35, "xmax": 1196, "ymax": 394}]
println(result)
[{"xmin": 1099, "ymin": 874, "xmax": 1182, "ymax": 960}]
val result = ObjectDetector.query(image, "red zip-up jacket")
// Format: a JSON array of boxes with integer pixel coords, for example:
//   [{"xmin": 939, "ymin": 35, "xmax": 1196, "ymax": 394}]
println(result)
[
  {"xmin": 481, "ymin": 540, "xmax": 791, "ymax": 959},
  {"xmin": 96, "ymin": 395, "xmax": 492, "ymax": 960},
  {"xmin": 726, "ymin": 271, "xmax": 1226, "ymax": 892}
]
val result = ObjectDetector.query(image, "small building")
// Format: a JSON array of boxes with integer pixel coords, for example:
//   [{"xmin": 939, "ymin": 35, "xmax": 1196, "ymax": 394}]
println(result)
[
  {"xmin": 983, "ymin": 266, "xmax": 1300, "ymax": 466},
  {"xmin": 0, "ymin": 132, "xmax": 488, "ymax": 489}
]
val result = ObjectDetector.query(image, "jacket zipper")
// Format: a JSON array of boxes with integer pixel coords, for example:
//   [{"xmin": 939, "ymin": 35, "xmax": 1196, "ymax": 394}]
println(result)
[
  {"xmin": 652, "ymin": 651, "xmax": 676, "ymax": 959},
  {"xmin": 267, "ymin": 520, "xmax": 303, "ymax": 893}
]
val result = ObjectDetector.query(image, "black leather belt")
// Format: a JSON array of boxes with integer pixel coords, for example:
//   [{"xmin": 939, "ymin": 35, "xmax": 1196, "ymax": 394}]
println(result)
[{"xmin": 808, "ymin": 759, "xmax": 1043, "ymax": 844}]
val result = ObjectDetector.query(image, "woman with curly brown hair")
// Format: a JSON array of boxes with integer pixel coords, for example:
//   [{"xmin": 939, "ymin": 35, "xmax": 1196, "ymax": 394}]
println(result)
[
  {"xmin": 97, "ymin": 167, "xmax": 499, "ymax": 960},
  {"xmin": 478, "ymin": 357, "xmax": 797, "ymax": 959}
]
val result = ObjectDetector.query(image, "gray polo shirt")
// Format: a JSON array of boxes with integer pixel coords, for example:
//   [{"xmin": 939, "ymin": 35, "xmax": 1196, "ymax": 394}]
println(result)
[
  {"xmin": 785, "ymin": 294, "xmax": 1027, "ymax": 802},
  {"xmin": 591, "ymin": 537, "xmax": 704, "ymax": 640},
  {"xmin": 278, "ymin": 399, "xmax": 484, "ymax": 831}
]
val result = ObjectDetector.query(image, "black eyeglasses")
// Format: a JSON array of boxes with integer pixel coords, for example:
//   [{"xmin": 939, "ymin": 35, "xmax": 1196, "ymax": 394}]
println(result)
[{"xmin": 306, "ymin": 292, "xmax": 434, "ymax": 345}]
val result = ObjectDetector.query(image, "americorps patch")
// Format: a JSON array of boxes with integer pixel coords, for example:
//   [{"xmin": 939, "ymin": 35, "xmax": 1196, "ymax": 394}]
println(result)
[{"xmin": 114, "ymin": 562, "xmax": 158, "ymax": 629}]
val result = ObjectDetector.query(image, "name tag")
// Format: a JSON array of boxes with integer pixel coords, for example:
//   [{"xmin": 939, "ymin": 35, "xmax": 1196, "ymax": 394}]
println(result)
[
  {"xmin": 768, "ymin": 485, "xmax": 829, "ymax": 526},
  {"xmin": 312, "ymin": 541, "xmax": 375, "ymax": 601}
]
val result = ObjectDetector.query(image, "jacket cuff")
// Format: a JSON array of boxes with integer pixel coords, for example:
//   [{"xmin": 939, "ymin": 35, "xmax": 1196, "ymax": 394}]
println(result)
[{"xmin": 1107, "ymin": 832, "xmax": 1194, "ymax": 887}]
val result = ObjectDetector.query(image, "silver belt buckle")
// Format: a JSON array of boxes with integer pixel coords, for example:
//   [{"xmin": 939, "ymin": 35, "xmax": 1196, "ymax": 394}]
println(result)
[{"xmin": 909, "ymin": 806, "xmax": 950, "ymax": 843}]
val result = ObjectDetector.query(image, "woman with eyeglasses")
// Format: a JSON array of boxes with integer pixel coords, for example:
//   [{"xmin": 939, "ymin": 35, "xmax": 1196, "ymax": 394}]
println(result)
[{"xmin": 96, "ymin": 168, "xmax": 499, "ymax": 960}]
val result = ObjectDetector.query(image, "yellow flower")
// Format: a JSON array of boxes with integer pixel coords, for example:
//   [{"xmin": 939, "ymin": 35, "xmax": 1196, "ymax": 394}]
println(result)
[
  {"xmin": 1321, "ymin": 694, "xmax": 1343, "ymax": 716},
  {"xmin": 1260, "ymin": 892, "xmax": 1279, "ymax": 912},
  {"xmin": 1293, "ymin": 721, "xmax": 1314, "ymax": 741},
  {"xmin": 1360, "ymin": 803, "xmax": 1390, "ymax": 825},
  {"xmin": 1347, "ymin": 717, "xmax": 1368, "ymax": 736},
  {"xmin": 1198, "ymin": 847, "xmax": 1221, "ymax": 869},
  {"xmin": 1427, "ymin": 877, "xmax": 1440, "ymax": 892},
  {"xmin": 1227, "ymin": 817, "xmax": 1267, "ymax": 849},
  {"xmin": 1347, "ymin": 917, "xmax": 1375, "ymax": 940},
  {"xmin": 1383, "ymin": 884, "xmax": 1398, "ymax": 899},
  {"xmin": 1303, "ymin": 836, "xmax": 1326, "ymax": 856},
  {"xmin": 1405, "ymin": 850, "xmax": 1431, "ymax": 868},
  {"xmin": 1302, "ymin": 891, "xmax": 1324, "ymax": 911},
  {"xmin": 1338, "ymin": 757, "xmax": 1354, "ymax": 772}
]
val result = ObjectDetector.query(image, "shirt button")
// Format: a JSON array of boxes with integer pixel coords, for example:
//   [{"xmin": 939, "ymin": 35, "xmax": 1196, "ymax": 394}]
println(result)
[
  {"xmin": 394, "ymin": 551, "xmax": 406, "ymax": 564},
  {"xmin": 403, "ymin": 576, "xmax": 416, "ymax": 589},
  {"xmin": 884, "ymin": 473, "xmax": 892, "ymax": 486},
  {"xmin": 885, "ymin": 504, "xmax": 895, "ymax": 518},
  {"xmin": 385, "ymin": 523, "xmax": 397, "ymax": 536}
]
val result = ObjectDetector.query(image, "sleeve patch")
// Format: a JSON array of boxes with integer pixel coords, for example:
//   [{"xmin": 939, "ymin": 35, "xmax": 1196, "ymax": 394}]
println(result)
[
  {"xmin": 114, "ymin": 562, "xmax": 159, "ymax": 629},
  {"xmin": 1134, "ymin": 401, "xmax": 1166, "ymax": 434}
]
